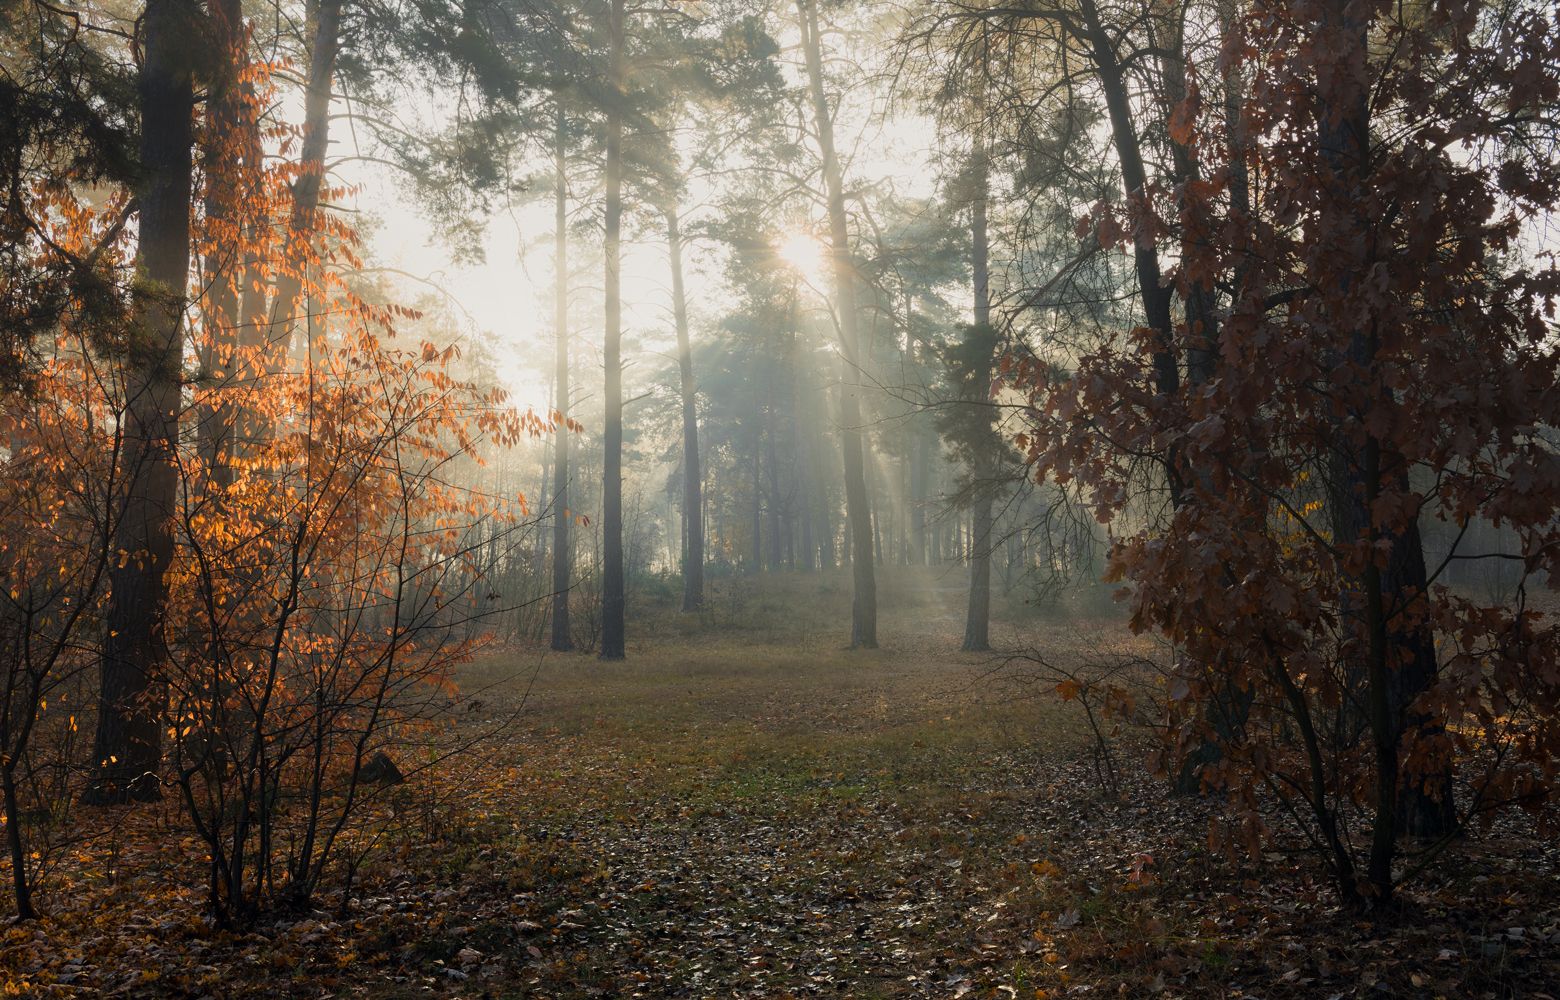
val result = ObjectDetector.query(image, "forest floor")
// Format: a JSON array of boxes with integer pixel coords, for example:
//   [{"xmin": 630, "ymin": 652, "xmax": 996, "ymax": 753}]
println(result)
[{"xmin": 6, "ymin": 569, "xmax": 1560, "ymax": 998}]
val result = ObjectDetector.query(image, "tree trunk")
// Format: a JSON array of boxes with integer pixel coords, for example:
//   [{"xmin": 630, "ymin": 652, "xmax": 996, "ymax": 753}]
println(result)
[
  {"xmin": 798, "ymin": 0, "xmax": 875, "ymax": 647},
  {"xmin": 1157, "ymin": 5, "xmax": 1250, "ymax": 794},
  {"xmin": 963, "ymin": 122, "xmax": 995, "ymax": 653},
  {"xmin": 535, "ymin": 378, "xmax": 552, "ymax": 599},
  {"xmin": 795, "ymin": 362, "xmax": 817, "ymax": 572},
  {"xmin": 765, "ymin": 401, "xmax": 783, "ymax": 573},
  {"xmin": 268, "ymin": 0, "xmax": 341, "ymax": 367},
  {"xmin": 897, "ymin": 455, "xmax": 909, "ymax": 565},
  {"xmin": 599, "ymin": 0, "xmax": 627, "ymax": 660},
  {"xmin": 750, "ymin": 407, "xmax": 763, "ymax": 574},
  {"xmin": 1079, "ymin": 0, "xmax": 1181, "ymax": 498},
  {"xmin": 667, "ymin": 207, "xmax": 704, "ymax": 610},
  {"xmin": 1317, "ymin": 0, "xmax": 1452, "ymax": 906},
  {"xmin": 811, "ymin": 393, "xmax": 834, "ymax": 571},
  {"xmin": 3, "ymin": 760, "xmax": 35, "ymax": 919},
  {"xmin": 88, "ymin": 0, "xmax": 198, "ymax": 804},
  {"xmin": 196, "ymin": 0, "xmax": 246, "ymax": 488},
  {"xmin": 1386, "ymin": 511, "xmax": 1456, "ymax": 839},
  {"xmin": 550, "ymin": 106, "xmax": 575, "ymax": 651},
  {"xmin": 871, "ymin": 455, "xmax": 884, "ymax": 565},
  {"xmin": 912, "ymin": 429, "xmax": 929, "ymax": 565}
]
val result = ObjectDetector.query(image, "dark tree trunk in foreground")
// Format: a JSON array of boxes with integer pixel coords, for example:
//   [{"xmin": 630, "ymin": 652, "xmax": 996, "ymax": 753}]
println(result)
[
  {"xmin": 799, "ymin": 0, "xmax": 875, "ymax": 648},
  {"xmin": 1076, "ymin": 0, "xmax": 1248, "ymax": 796},
  {"xmin": 550, "ymin": 105, "xmax": 575, "ymax": 651},
  {"xmin": 666, "ymin": 207, "xmax": 704, "ymax": 610},
  {"xmin": 599, "ymin": 0, "xmax": 627, "ymax": 660},
  {"xmin": 88, "ymin": 0, "xmax": 198, "ymax": 804},
  {"xmin": 3, "ymin": 754, "xmax": 35, "ymax": 917},
  {"xmin": 1318, "ymin": 0, "xmax": 1453, "ymax": 904}
]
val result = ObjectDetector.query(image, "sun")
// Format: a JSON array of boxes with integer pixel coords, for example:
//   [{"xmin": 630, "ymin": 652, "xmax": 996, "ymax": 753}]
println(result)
[{"xmin": 775, "ymin": 231, "xmax": 830, "ymax": 288}]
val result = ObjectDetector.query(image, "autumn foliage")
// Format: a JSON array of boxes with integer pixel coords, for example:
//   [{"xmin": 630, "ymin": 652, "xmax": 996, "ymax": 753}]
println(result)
[
  {"xmin": 0, "ymin": 15, "xmax": 542, "ymax": 925},
  {"xmin": 1014, "ymin": 0, "xmax": 1560, "ymax": 906},
  {"xmin": 5, "ymin": 4, "xmax": 1560, "ymax": 992}
]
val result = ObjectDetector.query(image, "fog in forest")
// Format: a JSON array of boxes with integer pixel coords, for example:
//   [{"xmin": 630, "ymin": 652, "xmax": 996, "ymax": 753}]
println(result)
[{"xmin": 3, "ymin": 0, "xmax": 1559, "ymax": 995}]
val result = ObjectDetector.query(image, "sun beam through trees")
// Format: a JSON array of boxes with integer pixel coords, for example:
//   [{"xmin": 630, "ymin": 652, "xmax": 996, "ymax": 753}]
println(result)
[{"xmin": 1, "ymin": 0, "xmax": 1559, "ymax": 995}]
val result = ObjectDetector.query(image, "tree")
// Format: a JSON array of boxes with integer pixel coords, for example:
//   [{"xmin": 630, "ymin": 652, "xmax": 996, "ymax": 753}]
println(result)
[
  {"xmin": 961, "ymin": 108, "xmax": 996, "ymax": 652},
  {"xmin": 550, "ymin": 102, "xmax": 577, "ymax": 650},
  {"xmin": 195, "ymin": 0, "xmax": 265, "ymax": 488},
  {"xmin": 266, "ymin": 0, "xmax": 343, "ymax": 367},
  {"xmin": 1017, "ymin": 0, "xmax": 1560, "ymax": 907},
  {"xmin": 173, "ymin": 287, "xmax": 535, "ymax": 925},
  {"xmin": 0, "ymin": 233, "xmax": 126, "ymax": 920},
  {"xmin": 86, "ymin": 0, "xmax": 199, "ymax": 805},
  {"xmin": 665, "ymin": 204, "xmax": 705, "ymax": 610},
  {"xmin": 0, "ymin": 0, "xmax": 136, "ymax": 390},
  {"xmin": 796, "ymin": 0, "xmax": 875, "ymax": 648},
  {"xmin": 653, "ymin": 12, "xmax": 785, "ymax": 607},
  {"xmin": 599, "ymin": 0, "xmax": 627, "ymax": 660}
]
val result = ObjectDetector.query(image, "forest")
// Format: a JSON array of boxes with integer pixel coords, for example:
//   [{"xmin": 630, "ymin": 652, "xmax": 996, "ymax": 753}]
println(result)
[{"xmin": 2, "ymin": 0, "xmax": 1559, "ymax": 995}]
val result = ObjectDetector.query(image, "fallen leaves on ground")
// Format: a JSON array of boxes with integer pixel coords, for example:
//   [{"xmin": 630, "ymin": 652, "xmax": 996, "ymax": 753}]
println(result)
[{"xmin": 4, "ymin": 582, "xmax": 1557, "ymax": 998}]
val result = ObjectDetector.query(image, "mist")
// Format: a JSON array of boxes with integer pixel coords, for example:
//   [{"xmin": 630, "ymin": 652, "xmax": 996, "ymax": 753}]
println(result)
[{"xmin": 3, "ymin": 0, "xmax": 1559, "ymax": 995}]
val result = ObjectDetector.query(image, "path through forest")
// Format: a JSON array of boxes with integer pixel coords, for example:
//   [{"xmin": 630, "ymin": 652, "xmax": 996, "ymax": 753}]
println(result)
[
  {"xmin": 427, "ymin": 574, "xmax": 1164, "ymax": 997},
  {"xmin": 7, "ymin": 572, "xmax": 1556, "ymax": 997},
  {"xmin": 380, "ymin": 573, "xmax": 1555, "ymax": 999}
]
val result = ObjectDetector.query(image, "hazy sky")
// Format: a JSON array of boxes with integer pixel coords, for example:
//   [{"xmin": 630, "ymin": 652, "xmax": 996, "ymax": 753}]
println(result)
[{"xmin": 341, "ymin": 47, "xmax": 945, "ymax": 411}]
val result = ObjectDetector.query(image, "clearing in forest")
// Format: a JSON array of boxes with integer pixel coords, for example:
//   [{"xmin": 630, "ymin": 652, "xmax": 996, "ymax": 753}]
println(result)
[{"xmin": 9, "ymin": 571, "xmax": 1556, "ymax": 998}]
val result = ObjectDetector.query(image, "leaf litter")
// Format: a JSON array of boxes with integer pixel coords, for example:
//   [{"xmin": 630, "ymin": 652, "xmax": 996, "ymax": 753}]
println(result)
[{"xmin": 3, "ymin": 593, "xmax": 1557, "ymax": 998}]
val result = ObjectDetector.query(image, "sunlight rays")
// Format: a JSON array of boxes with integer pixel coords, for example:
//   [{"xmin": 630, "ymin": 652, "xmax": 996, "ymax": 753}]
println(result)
[{"xmin": 776, "ymin": 230, "xmax": 830, "ymax": 290}]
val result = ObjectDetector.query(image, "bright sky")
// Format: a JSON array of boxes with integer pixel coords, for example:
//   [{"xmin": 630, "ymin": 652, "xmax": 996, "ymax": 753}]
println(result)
[{"xmin": 339, "ymin": 25, "xmax": 944, "ymax": 412}]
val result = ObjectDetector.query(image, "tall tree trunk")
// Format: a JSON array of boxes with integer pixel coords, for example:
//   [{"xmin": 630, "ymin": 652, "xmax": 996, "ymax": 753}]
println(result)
[
  {"xmin": 798, "ymin": 0, "xmax": 876, "ymax": 647},
  {"xmin": 795, "ymin": 354, "xmax": 817, "ymax": 572},
  {"xmin": 535, "ymin": 409, "xmax": 551, "ymax": 599},
  {"xmin": 1386, "ymin": 513, "xmax": 1456, "ymax": 840},
  {"xmin": 870, "ymin": 455, "xmax": 884, "ymax": 565},
  {"xmin": 749, "ymin": 388, "xmax": 763, "ymax": 573},
  {"xmin": 929, "ymin": 499, "xmax": 941, "ymax": 566},
  {"xmin": 810, "ymin": 389, "xmax": 834, "ymax": 571},
  {"xmin": 88, "ymin": 0, "xmax": 198, "ymax": 804},
  {"xmin": 907, "ymin": 295, "xmax": 929, "ymax": 568},
  {"xmin": 666, "ymin": 207, "xmax": 704, "ymax": 610},
  {"xmin": 1079, "ymin": 0, "xmax": 1181, "ymax": 501},
  {"xmin": 229, "ymin": 51, "xmax": 268, "ymax": 465},
  {"xmin": 1317, "ymin": 0, "xmax": 1453, "ymax": 904},
  {"xmin": 598, "ymin": 0, "xmax": 627, "ymax": 660},
  {"xmin": 912, "ymin": 428, "xmax": 929, "ymax": 565},
  {"xmin": 807, "ymin": 373, "xmax": 835, "ymax": 572},
  {"xmin": 897, "ymin": 455, "xmax": 909, "ymax": 565},
  {"xmin": 765, "ymin": 402, "xmax": 782, "ymax": 573},
  {"xmin": 196, "ymin": 0, "xmax": 247, "ymax": 488},
  {"xmin": 799, "ymin": 488, "xmax": 815, "ymax": 570},
  {"xmin": 550, "ymin": 106, "xmax": 575, "ymax": 651},
  {"xmin": 1158, "ymin": 9, "xmax": 1219, "ymax": 387},
  {"xmin": 268, "ymin": 0, "xmax": 342, "ymax": 367},
  {"xmin": 962, "ymin": 123, "xmax": 995, "ymax": 653},
  {"xmin": 1078, "ymin": 0, "xmax": 1248, "ymax": 794},
  {"xmin": 1157, "ymin": 5, "xmax": 1250, "ymax": 793}
]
